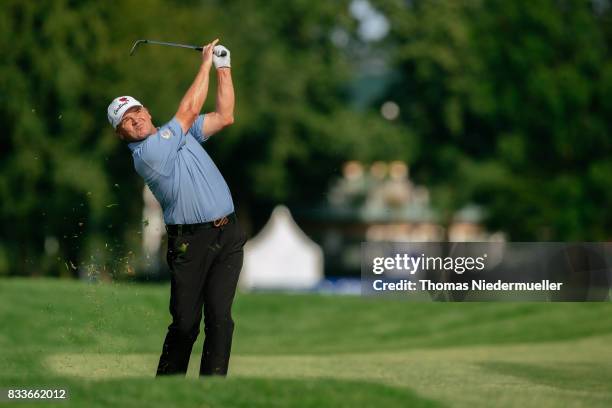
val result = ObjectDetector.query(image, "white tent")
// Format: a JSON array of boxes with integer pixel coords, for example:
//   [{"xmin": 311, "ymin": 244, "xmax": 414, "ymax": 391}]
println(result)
[{"xmin": 240, "ymin": 205, "xmax": 323, "ymax": 290}]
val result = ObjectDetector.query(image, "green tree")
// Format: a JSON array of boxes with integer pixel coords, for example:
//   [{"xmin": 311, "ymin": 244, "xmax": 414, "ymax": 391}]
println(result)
[
  {"xmin": 0, "ymin": 1, "xmax": 119, "ymax": 276},
  {"xmin": 376, "ymin": 0, "xmax": 612, "ymax": 239}
]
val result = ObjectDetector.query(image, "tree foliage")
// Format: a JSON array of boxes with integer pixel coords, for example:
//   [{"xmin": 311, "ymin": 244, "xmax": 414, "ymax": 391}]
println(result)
[{"xmin": 376, "ymin": 0, "xmax": 612, "ymax": 239}]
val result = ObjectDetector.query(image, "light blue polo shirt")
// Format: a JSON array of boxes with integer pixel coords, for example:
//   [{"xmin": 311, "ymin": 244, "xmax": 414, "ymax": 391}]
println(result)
[{"xmin": 128, "ymin": 115, "xmax": 234, "ymax": 225}]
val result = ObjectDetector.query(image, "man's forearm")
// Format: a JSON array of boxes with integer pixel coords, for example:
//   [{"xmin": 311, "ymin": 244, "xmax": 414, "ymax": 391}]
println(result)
[
  {"xmin": 179, "ymin": 63, "xmax": 211, "ymax": 117},
  {"xmin": 215, "ymin": 68, "xmax": 234, "ymax": 123}
]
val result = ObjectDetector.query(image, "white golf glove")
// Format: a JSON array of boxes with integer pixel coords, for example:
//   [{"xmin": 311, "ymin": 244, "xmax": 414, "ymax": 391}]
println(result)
[{"xmin": 213, "ymin": 45, "xmax": 231, "ymax": 69}]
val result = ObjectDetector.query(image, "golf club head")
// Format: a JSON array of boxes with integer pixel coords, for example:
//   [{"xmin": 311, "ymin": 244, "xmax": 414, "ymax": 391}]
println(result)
[{"xmin": 129, "ymin": 40, "xmax": 147, "ymax": 56}]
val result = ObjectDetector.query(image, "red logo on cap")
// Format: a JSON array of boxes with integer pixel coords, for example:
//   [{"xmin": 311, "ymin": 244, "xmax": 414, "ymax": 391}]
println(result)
[{"xmin": 119, "ymin": 97, "xmax": 129, "ymax": 102}]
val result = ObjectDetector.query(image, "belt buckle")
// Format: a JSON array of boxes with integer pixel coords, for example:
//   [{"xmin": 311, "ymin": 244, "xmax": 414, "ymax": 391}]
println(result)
[{"xmin": 213, "ymin": 216, "xmax": 229, "ymax": 227}]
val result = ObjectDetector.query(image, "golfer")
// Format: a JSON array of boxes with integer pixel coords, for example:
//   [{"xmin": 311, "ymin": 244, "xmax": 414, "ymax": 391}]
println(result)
[{"xmin": 107, "ymin": 39, "xmax": 246, "ymax": 377}]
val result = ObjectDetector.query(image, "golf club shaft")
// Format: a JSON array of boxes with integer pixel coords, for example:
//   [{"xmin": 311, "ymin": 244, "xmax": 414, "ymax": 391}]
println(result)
[
  {"xmin": 130, "ymin": 39, "xmax": 227, "ymax": 56},
  {"xmin": 143, "ymin": 40, "xmax": 202, "ymax": 51}
]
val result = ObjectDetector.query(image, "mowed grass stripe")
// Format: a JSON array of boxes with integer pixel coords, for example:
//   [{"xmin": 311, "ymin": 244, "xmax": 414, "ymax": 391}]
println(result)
[{"xmin": 44, "ymin": 333, "xmax": 612, "ymax": 379}]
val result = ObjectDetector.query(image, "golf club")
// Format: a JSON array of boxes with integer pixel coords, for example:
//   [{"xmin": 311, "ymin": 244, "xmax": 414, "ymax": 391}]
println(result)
[{"xmin": 129, "ymin": 39, "xmax": 227, "ymax": 57}]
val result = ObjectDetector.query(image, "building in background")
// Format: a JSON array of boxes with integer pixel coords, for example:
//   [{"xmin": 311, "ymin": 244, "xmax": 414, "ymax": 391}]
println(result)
[
  {"xmin": 140, "ymin": 185, "xmax": 165, "ymax": 278},
  {"xmin": 295, "ymin": 161, "xmax": 503, "ymax": 277}
]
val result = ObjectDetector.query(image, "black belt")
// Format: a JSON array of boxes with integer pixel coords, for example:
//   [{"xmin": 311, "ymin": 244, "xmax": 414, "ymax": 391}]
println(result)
[{"xmin": 165, "ymin": 213, "xmax": 236, "ymax": 236}]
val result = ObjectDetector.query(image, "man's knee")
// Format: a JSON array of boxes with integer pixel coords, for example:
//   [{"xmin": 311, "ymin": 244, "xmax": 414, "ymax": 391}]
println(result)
[
  {"xmin": 170, "ymin": 318, "xmax": 201, "ymax": 340},
  {"xmin": 204, "ymin": 306, "xmax": 233, "ymax": 329}
]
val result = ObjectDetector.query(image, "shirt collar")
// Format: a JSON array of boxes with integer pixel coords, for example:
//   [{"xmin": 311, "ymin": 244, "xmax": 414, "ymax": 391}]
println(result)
[{"xmin": 127, "ymin": 139, "xmax": 145, "ymax": 152}]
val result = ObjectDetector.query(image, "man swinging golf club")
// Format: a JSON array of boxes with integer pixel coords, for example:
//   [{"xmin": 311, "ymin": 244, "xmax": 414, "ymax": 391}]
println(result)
[{"xmin": 107, "ymin": 38, "xmax": 246, "ymax": 377}]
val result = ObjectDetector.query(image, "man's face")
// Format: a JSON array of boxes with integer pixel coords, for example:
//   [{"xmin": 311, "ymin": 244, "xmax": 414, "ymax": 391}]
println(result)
[{"xmin": 116, "ymin": 106, "xmax": 155, "ymax": 142}]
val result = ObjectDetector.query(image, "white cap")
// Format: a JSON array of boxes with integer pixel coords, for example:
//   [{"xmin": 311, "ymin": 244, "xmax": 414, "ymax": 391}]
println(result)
[{"xmin": 107, "ymin": 96, "xmax": 143, "ymax": 129}]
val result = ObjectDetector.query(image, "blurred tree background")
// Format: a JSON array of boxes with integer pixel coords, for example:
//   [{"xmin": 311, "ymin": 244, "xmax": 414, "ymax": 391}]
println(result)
[
  {"xmin": 0, "ymin": 0, "xmax": 610, "ymax": 278},
  {"xmin": 375, "ymin": 0, "xmax": 612, "ymax": 239}
]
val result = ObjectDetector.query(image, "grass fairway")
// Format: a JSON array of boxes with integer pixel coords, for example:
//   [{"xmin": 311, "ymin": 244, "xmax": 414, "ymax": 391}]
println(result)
[{"xmin": 1, "ymin": 278, "xmax": 611, "ymax": 407}]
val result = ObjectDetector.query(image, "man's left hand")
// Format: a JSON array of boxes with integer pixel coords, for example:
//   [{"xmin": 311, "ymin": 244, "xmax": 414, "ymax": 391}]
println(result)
[{"xmin": 213, "ymin": 45, "xmax": 231, "ymax": 69}]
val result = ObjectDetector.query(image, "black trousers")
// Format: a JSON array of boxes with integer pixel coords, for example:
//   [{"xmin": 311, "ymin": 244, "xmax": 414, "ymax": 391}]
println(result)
[{"xmin": 156, "ymin": 218, "xmax": 246, "ymax": 377}]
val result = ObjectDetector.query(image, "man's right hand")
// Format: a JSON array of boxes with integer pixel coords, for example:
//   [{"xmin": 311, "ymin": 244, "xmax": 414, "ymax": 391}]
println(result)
[{"xmin": 201, "ymin": 38, "xmax": 219, "ymax": 69}]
